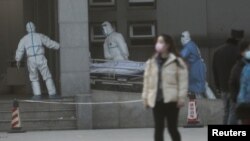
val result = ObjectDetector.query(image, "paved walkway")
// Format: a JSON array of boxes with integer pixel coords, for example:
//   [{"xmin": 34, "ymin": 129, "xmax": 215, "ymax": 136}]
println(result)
[{"xmin": 0, "ymin": 128, "xmax": 207, "ymax": 141}]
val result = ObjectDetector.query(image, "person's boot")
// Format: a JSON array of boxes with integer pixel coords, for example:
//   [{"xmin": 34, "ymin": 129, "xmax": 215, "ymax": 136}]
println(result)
[
  {"xmin": 45, "ymin": 79, "xmax": 61, "ymax": 100},
  {"xmin": 46, "ymin": 79, "xmax": 56, "ymax": 95},
  {"xmin": 31, "ymin": 81, "xmax": 42, "ymax": 100},
  {"xmin": 49, "ymin": 94, "xmax": 61, "ymax": 100},
  {"xmin": 31, "ymin": 95, "xmax": 42, "ymax": 100}
]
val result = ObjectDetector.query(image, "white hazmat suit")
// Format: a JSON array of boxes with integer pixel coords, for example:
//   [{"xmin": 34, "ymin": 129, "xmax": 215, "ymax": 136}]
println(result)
[
  {"xmin": 102, "ymin": 21, "xmax": 129, "ymax": 60},
  {"xmin": 15, "ymin": 22, "xmax": 59, "ymax": 98}
]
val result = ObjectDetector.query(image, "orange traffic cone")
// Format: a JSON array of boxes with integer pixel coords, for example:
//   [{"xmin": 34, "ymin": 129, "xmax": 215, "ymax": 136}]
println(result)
[
  {"xmin": 184, "ymin": 95, "xmax": 204, "ymax": 128},
  {"xmin": 9, "ymin": 99, "xmax": 26, "ymax": 133}
]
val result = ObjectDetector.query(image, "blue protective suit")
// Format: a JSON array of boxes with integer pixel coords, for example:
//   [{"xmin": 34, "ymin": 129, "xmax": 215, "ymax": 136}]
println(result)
[
  {"xmin": 238, "ymin": 60, "xmax": 250, "ymax": 103},
  {"xmin": 181, "ymin": 41, "xmax": 206, "ymax": 94}
]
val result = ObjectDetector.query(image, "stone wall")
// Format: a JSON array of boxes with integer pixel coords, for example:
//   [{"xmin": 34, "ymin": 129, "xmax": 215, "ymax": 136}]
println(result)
[{"xmin": 77, "ymin": 90, "xmax": 224, "ymax": 129}]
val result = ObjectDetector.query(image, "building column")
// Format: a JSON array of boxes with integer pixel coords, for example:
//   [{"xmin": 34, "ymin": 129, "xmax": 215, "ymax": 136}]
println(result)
[
  {"xmin": 58, "ymin": 0, "xmax": 92, "ymax": 129},
  {"xmin": 58, "ymin": 0, "xmax": 90, "ymax": 96}
]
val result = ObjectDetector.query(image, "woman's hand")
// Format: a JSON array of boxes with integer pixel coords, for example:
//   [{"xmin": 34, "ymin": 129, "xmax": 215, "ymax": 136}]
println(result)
[{"xmin": 177, "ymin": 99, "xmax": 185, "ymax": 108}]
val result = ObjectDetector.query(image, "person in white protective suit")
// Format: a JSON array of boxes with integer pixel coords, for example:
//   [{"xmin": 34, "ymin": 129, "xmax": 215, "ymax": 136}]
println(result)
[
  {"xmin": 102, "ymin": 21, "xmax": 129, "ymax": 60},
  {"xmin": 15, "ymin": 22, "xmax": 60, "ymax": 100}
]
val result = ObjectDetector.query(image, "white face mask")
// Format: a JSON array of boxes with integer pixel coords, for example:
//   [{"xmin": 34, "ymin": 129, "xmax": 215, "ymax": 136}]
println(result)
[
  {"xmin": 181, "ymin": 37, "xmax": 187, "ymax": 46},
  {"xmin": 181, "ymin": 31, "xmax": 191, "ymax": 46},
  {"xmin": 245, "ymin": 51, "xmax": 250, "ymax": 60},
  {"xmin": 102, "ymin": 27, "xmax": 109, "ymax": 36},
  {"xmin": 155, "ymin": 43, "xmax": 165, "ymax": 53}
]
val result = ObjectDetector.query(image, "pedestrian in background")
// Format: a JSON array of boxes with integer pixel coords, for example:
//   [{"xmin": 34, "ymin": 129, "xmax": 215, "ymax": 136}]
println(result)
[
  {"xmin": 142, "ymin": 34, "xmax": 188, "ymax": 141},
  {"xmin": 229, "ymin": 40, "xmax": 250, "ymax": 125},
  {"xmin": 235, "ymin": 40, "xmax": 250, "ymax": 125},
  {"xmin": 213, "ymin": 29, "xmax": 244, "ymax": 124}
]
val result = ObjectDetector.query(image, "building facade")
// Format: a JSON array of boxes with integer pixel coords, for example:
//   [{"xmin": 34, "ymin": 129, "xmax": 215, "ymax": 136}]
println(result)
[
  {"xmin": 0, "ymin": 0, "xmax": 249, "ymax": 96},
  {"xmin": 0, "ymin": 0, "xmax": 249, "ymax": 130}
]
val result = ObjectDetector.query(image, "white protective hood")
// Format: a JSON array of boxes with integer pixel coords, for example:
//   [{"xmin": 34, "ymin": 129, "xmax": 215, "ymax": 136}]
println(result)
[
  {"xmin": 26, "ymin": 22, "xmax": 36, "ymax": 33},
  {"xmin": 102, "ymin": 21, "xmax": 114, "ymax": 36}
]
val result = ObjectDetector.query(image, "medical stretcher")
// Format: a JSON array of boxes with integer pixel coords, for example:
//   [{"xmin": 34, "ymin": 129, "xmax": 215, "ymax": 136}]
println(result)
[
  {"xmin": 90, "ymin": 59, "xmax": 217, "ymax": 99},
  {"xmin": 90, "ymin": 59, "xmax": 145, "ymax": 87}
]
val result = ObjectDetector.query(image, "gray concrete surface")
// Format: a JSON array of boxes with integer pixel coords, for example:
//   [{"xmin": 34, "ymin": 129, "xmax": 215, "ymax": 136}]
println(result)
[
  {"xmin": 76, "ymin": 94, "xmax": 93, "ymax": 129},
  {"xmin": 59, "ymin": 0, "xmax": 90, "ymax": 97},
  {"xmin": 0, "ymin": 128, "xmax": 207, "ymax": 141},
  {"xmin": 0, "ymin": 99, "xmax": 77, "ymax": 131},
  {"xmin": 90, "ymin": 90, "xmax": 223, "ymax": 129}
]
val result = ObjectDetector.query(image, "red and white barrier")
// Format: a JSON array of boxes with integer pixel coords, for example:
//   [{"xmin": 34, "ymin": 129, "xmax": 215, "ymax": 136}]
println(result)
[
  {"xmin": 184, "ymin": 95, "xmax": 204, "ymax": 128},
  {"xmin": 187, "ymin": 99, "xmax": 200, "ymax": 124},
  {"xmin": 9, "ymin": 99, "xmax": 26, "ymax": 133}
]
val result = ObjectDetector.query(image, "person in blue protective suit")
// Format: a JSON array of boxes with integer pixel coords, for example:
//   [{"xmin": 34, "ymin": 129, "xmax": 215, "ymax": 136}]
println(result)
[
  {"xmin": 15, "ymin": 22, "xmax": 60, "ymax": 100},
  {"xmin": 236, "ymin": 42, "xmax": 250, "ymax": 125},
  {"xmin": 229, "ymin": 40, "xmax": 250, "ymax": 125},
  {"xmin": 180, "ymin": 31, "xmax": 206, "ymax": 98}
]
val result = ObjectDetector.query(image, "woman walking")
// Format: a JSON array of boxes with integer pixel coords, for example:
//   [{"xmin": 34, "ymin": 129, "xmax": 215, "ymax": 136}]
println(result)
[{"xmin": 142, "ymin": 34, "xmax": 188, "ymax": 141}]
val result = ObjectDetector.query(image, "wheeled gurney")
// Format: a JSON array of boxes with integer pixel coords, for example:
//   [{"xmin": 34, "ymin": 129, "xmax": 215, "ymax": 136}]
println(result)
[{"xmin": 90, "ymin": 59, "xmax": 145, "ymax": 86}]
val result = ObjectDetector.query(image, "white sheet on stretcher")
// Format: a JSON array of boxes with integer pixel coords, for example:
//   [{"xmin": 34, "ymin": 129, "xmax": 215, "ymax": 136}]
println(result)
[{"xmin": 90, "ymin": 60, "xmax": 145, "ymax": 75}]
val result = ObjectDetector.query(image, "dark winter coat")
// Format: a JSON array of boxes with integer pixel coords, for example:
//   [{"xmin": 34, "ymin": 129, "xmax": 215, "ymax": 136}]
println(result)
[{"xmin": 213, "ymin": 39, "xmax": 240, "ymax": 92}]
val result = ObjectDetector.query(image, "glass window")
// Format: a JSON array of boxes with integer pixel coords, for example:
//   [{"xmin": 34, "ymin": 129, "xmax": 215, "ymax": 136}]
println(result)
[
  {"xmin": 129, "ymin": 0, "xmax": 155, "ymax": 7},
  {"xmin": 89, "ymin": 0, "xmax": 115, "ymax": 7},
  {"xmin": 129, "ymin": 23, "xmax": 156, "ymax": 38},
  {"xmin": 129, "ymin": 22, "xmax": 156, "ymax": 46}
]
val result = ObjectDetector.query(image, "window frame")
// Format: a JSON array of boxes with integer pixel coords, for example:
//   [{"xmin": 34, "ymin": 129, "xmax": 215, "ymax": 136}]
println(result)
[
  {"xmin": 89, "ymin": 0, "xmax": 116, "ymax": 7},
  {"xmin": 129, "ymin": 22, "xmax": 156, "ymax": 39},
  {"xmin": 128, "ymin": 0, "xmax": 156, "ymax": 8}
]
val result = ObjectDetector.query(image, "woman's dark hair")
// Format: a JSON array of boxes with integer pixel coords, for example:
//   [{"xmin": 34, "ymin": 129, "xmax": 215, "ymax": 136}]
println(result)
[
  {"xmin": 239, "ymin": 40, "xmax": 250, "ymax": 53},
  {"xmin": 155, "ymin": 34, "xmax": 180, "ymax": 57}
]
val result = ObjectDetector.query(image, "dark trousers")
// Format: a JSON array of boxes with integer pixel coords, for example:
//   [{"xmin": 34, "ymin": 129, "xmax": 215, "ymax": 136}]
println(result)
[
  {"xmin": 153, "ymin": 101, "xmax": 181, "ymax": 141},
  {"xmin": 222, "ymin": 92, "xmax": 238, "ymax": 124},
  {"xmin": 222, "ymin": 92, "xmax": 230, "ymax": 124}
]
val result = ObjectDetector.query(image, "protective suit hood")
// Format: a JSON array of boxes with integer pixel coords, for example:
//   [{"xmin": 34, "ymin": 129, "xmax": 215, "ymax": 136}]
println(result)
[
  {"xmin": 26, "ymin": 22, "xmax": 36, "ymax": 33},
  {"xmin": 102, "ymin": 21, "xmax": 114, "ymax": 36},
  {"xmin": 181, "ymin": 31, "xmax": 191, "ymax": 46}
]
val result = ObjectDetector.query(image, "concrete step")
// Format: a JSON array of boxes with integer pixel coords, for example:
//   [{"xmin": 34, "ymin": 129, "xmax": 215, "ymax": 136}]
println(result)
[
  {"xmin": 0, "ymin": 110, "xmax": 76, "ymax": 121},
  {"xmin": 0, "ymin": 98, "xmax": 77, "ymax": 131},
  {"xmin": 0, "ymin": 119, "xmax": 77, "ymax": 131}
]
